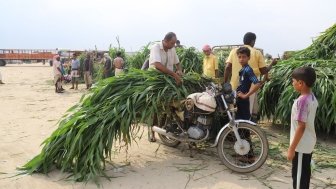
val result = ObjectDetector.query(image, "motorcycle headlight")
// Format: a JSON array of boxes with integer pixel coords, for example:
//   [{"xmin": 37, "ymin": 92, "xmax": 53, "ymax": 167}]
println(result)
[
  {"xmin": 222, "ymin": 83, "xmax": 233, "ymax": 94},
  {"xmin": 222, "ymin": 83, "xmax": 235, "ymax": 104}
]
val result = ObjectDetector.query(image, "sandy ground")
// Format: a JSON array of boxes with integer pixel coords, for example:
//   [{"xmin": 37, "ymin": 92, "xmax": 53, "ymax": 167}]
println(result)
[{"xmin": 0, "ymin": 63, "xmax": 335, "ymax": 189}]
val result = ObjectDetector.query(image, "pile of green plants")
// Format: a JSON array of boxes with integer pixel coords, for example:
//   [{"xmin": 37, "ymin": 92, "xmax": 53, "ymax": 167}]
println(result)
[
  {"xmin": 259, "ymin": 24, "xmax": 336, "ymax": 134},
  {"xmin": 20, "ymin": 70, "xmax": 210, "ymax": 182},
  {"xmin": 176, "ymin": 46, "xmax": 227, "ymax": 77},
  {"xmin": 108, "ymin": 46, "xmax": 126, "ymax": 61},
  {"xmin": 176, "ymin": 47, "xmax": 203, "ymax": 74},
  {"xmin": 213, "ymin": 49, "xmax": 230, "ymax": 77},
  {"xmin": 294, "ymin": 24, "xmax": 336, "ymax": 60},
  {"xmin": 126, "ymin": 44, "xmax": 150, "ymax": 69}
]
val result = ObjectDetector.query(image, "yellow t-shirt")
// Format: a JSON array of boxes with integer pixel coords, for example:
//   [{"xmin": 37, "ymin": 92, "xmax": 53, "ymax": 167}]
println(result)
[
  {"xmin": 203, "ymin": 54, "xmax": 218, "ymax": 78},
  {"xmin": 226, "ymin": 45, "xmax": 266, "ymax": 90}
]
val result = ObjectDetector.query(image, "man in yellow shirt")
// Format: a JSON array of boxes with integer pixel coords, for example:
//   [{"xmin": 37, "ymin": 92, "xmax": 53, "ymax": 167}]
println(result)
[
  {"xmin": 224, "ymin": 32, "xmax": 277, "ymax": 121},
  {"xmin": 202, "ymin": 45, "xmax": 218, "ymax": 78}
]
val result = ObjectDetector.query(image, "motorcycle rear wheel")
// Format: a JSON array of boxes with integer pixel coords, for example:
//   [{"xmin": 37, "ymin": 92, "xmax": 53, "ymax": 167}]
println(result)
[
  {"xmin": 157, "ymin": 116, "xmax": 181, "ymax": 147},
  {"xmin": 217, "ymin": 122, "xmax": 269, "ymax": 173},
  {"xmin": 158, "ymin": 134, "xmax": 181, "ymax": 147}
]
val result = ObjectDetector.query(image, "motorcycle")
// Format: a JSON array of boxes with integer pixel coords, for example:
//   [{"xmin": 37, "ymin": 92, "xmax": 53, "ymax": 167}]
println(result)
[{"xmin": 152, "ymin": 83, "xmax": 269, "ymax": 173}]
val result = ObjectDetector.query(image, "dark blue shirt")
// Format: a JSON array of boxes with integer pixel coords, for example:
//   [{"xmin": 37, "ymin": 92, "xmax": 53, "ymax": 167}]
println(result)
[{"xmin": 236, "ymin": 64, "xmax": 259, "ymax": 94}]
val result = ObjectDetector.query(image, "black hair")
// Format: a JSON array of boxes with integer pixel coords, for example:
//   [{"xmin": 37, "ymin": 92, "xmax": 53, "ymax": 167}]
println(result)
[
  {"xmin": 116, "ymin": 51, "xmax": 122, "ymax": 57},
  {"xmin": 164, "ymin": 32, "xmax": 176, "ymax": 41},
  {"xmin": 243, "ymin": 32, "xmax": 256, "ymax": 45},
  {"xmin": 292, "ymin": 66, "xmax": 316, "ymax": 87},
  {"xmin": 176, "ymin": 40, "xmax": 180, "ymax": 44},
  {"xmin": 236, "ymin": 46, "xmax": 250, "ymax": 57}
]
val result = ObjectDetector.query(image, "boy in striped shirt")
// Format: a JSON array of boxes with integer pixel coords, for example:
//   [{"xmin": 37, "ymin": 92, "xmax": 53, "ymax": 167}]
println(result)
[{"xmin": 288, "ymin": 67, "xmax": 318, "ymax": 189}]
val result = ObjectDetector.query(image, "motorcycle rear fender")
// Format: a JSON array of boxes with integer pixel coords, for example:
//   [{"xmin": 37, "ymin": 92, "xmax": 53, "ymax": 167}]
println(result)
[{"xmin": 210, "ymin": 119, "xmax": 257, "ymax": 147}]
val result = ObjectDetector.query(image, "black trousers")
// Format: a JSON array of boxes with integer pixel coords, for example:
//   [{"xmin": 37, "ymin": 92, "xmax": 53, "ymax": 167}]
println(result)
[
  {"xmin": 292, "ymin": 152, "xmax": 312, "ymax": 189},
  {"xmin": 236, "ymin": 97, "xmax": 251, "ymax": 120},
  {"xmin": 236, "ymin": 98, "xmax": 254, "ymax": 156}
]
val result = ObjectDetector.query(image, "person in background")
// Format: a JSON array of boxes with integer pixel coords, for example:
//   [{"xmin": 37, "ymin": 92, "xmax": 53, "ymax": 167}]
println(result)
[
  {"xmin": 287, "ymin": 67, "xmax": 318, "ymax": 189},
  {"xmin": 202, "ymin": 44, "xmax": 218, "ymax": 79},
  {"xmin": 83, "ymin": 53, "xmax": 93, "ymax": 89},
  {"xmin": 265, "ymin": 54, "xmax": 273, "ymax": 65},
  {"xmin": 53, "ymin": 55, "xmax": 63, "ymax": 93},
  {"xmin": 103, "ymin": 53, "xmax": 112, "ymax": 78},
  {"xmin": 113, "ymin": 51, "xmax": 124, "ymax": 76},
  {"xmin": 59, "ymin": 58, "xmax": 66, "ymax": 91},
  {"xmin": 0, "ymin": 70, "xmax": 4, "ymax": 84},
  {"xmin": 64, "ymin": 59, "xmax": 71, "ymax": 75},
  {"xmin": 70, "ymin": 54, "xmax": 80, "ymax": 90},
  {"xmin": 148, "ymin": 32, "xmax": 183, "ymax": 142},
  {"xmin": 149, "ymin": 32, "xmax": 183, "ymax": 81},
  {"xmin": 224, "ymin": 32, "xmax": 277, "ymax": 121},
  {"xmin": 175, "ymin": 40, "xmax": 183, "ymax": 48}
]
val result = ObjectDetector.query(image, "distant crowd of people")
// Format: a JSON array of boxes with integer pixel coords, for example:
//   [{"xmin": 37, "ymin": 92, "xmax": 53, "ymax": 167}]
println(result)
[{"xmin": 52, "ymin": 51, "xmax": 124, "ymax": 93}]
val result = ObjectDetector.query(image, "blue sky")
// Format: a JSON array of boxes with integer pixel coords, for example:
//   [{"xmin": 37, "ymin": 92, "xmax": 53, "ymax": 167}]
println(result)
[{"xmin": 0, "ymin": 0, "xmax": 335, "ymax": 56}]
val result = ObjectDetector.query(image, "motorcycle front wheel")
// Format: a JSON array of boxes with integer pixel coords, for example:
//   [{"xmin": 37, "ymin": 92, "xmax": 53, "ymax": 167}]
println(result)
[{"xmin": 217, "ymin": 122, "xmax": 269, "ymax": 173}]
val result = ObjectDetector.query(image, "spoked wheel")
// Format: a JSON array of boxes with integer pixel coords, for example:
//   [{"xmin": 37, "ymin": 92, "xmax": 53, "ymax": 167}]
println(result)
[
  {"xmin": 217, "ymin": 123, "xmax": 269, "ymax": 173},
  {"xmin": 157, "ymin": 116, "xmax": 181, "ymax": 147}
]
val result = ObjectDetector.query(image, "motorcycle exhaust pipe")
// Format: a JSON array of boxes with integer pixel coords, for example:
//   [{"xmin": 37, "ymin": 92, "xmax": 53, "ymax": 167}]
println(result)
[
  {"xmin": 152, "ymin": 126, "xmax": 209, "ymax": 143},
  {"xmin": 152, "ymin": 126, "xmax": 185, "ymax": 142}
]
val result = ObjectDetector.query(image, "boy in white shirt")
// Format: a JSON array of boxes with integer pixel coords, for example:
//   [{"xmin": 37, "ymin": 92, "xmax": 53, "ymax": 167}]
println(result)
[{"xmin": 287, "ymin": 66, "xmax": 318, "ymax": 189}]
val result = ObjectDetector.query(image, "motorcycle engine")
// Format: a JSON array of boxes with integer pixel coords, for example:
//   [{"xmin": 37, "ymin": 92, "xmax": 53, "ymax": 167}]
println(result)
[
  {"xmin": 187, "ymin": 115, "xmax": 210, "ymax": 139},
  {"xmin": 187, "ymin": 125, "xmax": 206, "ymax": 139}
]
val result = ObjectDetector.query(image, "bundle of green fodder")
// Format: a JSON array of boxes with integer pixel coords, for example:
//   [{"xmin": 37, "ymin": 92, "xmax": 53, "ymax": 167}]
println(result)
[
  {"xmin": 260, "ymin": 31, "xmax": 336, "ymax": 134},
  {"xmin": 19, "ymin": 70, "xmax": 210, "ymax": 182},
  {"xmin": 176, "ymin": 47, "xmax": 203, "ymax": 74},
  {"xmin": 294, "ymin": 24, "xmax": 336, "ymax": 60}
]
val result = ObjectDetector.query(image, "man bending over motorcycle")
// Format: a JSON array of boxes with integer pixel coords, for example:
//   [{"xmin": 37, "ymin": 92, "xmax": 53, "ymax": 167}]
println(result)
[{"xmin": 148, "ymin": 32, "xmax": 183, "ymax": 142}]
